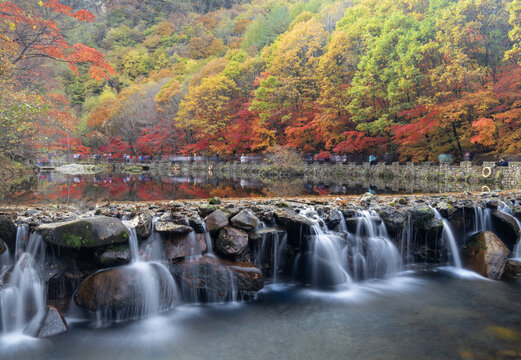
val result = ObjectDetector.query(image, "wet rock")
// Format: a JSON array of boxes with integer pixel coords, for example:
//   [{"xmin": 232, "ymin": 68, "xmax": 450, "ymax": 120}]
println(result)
[
  {"xmin": 324, "ymin": 209, "xmax": 342, "ymax": 228},
  {"xmin": 23, "ymin": 306, "xmax": 68, "ymax": 338},
  {"xmin": 503, "ymin": 259, "xmax": 521, "ymax": 280},
  {"xmin": 250, "ymin": 205, "xmax": 275, "ymax": 224},
  {"xmin": 0, "ymin": 215, "xmax": 17, "ymax": 251},
  {"xmin": 377, "ymin": 207, "xmax": 406, "ymax": 235},
  {"xmin": 0, "ymin": 238, "xmax": 5, "ymax": 255},
  {"xmin": 485, "ymin": 200, "xmax": 499, "ymax": 209},
  {"xmin": 216, "ymin": 226, "xmax": 249, "ymax": 257},
  {"xmin": 462, "ymin": 231, "xmax": 510, "ymax": 280},
  {"xmin": 434, "ymin": 201, "xmax": 456, "ymax": 218},
  {"xmin": 74, "ymin": 263, "xmax": 175, "ymax": 311},
  {"xmin": 163, "ymin": 232, "xmax": 206, "ymax": 260},
  {"xmin": 343, "ymin": 216, "xmax": 382, "ymax": 233},
  {"xmin": 249, "ymin": 227, "xmax": 287, "ymax": 245},
  {"xmin": 491, "ymin": 211, "xmax": 521, "ymax": 248},
  {"xmin": 155, "ymin": 222, "xmax": 193, "ymax": 235},
  {"xmin": 36, "ymin": 216, "xmax": 129, "ymax": 249},
  {"xmin": 188, "ymin": 215, "xmax": 205, "ymax": 233},
  {"xmin": 171, "ymin": 255, "xmax": 263, "ymax": 300},
  {"xmin": 96, "ymin": 244, "xmax": 131, "ymax": 267},
  {"xmin": 208, "ymin": 197, "xmax": 222, "ymax": 205},
  {"xmin": 231, "ymin": 209, "xmax": 260, "ymax": 230},
  {"xmin": 274, "ymin": 208, "xmax": 313, "ymax": 229},
  {"xmin": 198, "ymin": 204, "xmax": 217, "ymax": 218},
  {"xmin": 130, "ymin": 212, "xmax": 153, "ymax": 239},
  {"xmin": 204, "ymin": 209, "xmax": 229, "ymax": 233}
]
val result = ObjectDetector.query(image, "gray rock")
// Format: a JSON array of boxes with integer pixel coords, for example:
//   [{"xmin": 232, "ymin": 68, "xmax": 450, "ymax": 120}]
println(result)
[
  {"xmin": 24, "ymin": 306, "xmax": 68, "ymax": 338},
  {"xmin": 249, "ymin": 227, "xmax": 287, "ymax": 245},
  {"xmin": 0, "ymin": 215, "xmax": 17, "ymax": 250},
  {"xmin": 171, "ymin": 255, "xmax": 263, "ymax": 300},
  {"xmin": 231, "ymin": 209, "xmax": 260, "ymax": 230},
  {"xmin": 155, "ymin": 222, "xmax": 193, "ymax": 235},
  {"xmin": 361, "ymin": 192, "xmax": 376, "ymax": 202},
  {"xmin": 204, "ymin": 209, "xmax": 229, "ymax": 233},
  {"xmin": 462, "ymin": 231, "xmax": 510, "ymax": 280},
  {"xmin": 163, "ymin": 232, "xmax": 207, "ymax": 260},
  {"xmin": 36, "ymin": 216, "xmax": 130, "ymax": 249},
  {"xmin": 198, "ymin": 204, "xmax": 217, "ymax": 218},
  {"xmin": 216, "ymin": 226, "xmax": 249, "ymax": 257},
  {"xmin": 74, "ymin": 264, "xmax": 176, "ymax": 312},
  {"xmin": 96, "ymin": 244, "xmax": 131, "ymax": 266},
  {"xmin": 491, "ymin": 210, "xmax": 521, "ymax": 247},
  {"xmin": 502, "ymin": 259, "xmax": 521, "ymax": 280},
  {"xmin": 130, "ymin": 212, "xmax": 153, "ymax": 239}
]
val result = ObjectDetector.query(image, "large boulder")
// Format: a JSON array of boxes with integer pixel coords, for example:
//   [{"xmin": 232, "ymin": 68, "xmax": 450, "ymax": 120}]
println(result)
[
  {"xmin": 216, "ymin": 226, "xmax": 248, "ymax": 257},
  {"xmin": 231, "ymin": 209, "xmax": 260, "ymax": 230},
  {"xmin": 24, "ymin": 306, "xmax": 68, "ymax": 338},
  {"xmin": 503, "ymin": 259, "xmax": 521, "ymax": 280},
  {"xmin": 0, "ymin": 215, "xmax": 17, "ymax": 251},
  {"xmin": 204, "ymin": 209, "xmax": 229, "ymax": 233},
  {"xmin": 74, "ymin": 263, "xmax": 177, "ymax": 312},
  {"xmin": 37, "ymin": 216, "xmax": 130, "ymax": 249},
  {"xmin": 249, "ymin": 227, "xmax": 287, "ymax": 245},
  {"xmin": 130, "ymin": 212, "xmax": 153, "ymax": 239},
  {"xmin": 171, "ymin": 255, "xmax": 263, "ymax": 301},
  {"xmin": 462, "ymin": 231, "xmax": 510, "ymax": 280}
]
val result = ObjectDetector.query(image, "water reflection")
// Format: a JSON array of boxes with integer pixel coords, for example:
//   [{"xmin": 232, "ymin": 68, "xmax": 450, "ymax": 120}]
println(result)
[{"xmin": 2, "ymin": 172, "xmax": 398, "ymax": 204}]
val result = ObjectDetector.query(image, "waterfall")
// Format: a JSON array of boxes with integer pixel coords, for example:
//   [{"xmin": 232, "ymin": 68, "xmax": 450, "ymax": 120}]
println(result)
[
  {"xmin": 400, "ymin": 213, "xmax": 413, "ymax": 265},
  {"xmin": 0, "ymin": 230, "xmax": 46, "ymax": 335},
  {"xmin": 201, "ymin": 220, "xmax": 213, "ymax": 254},
  {"xmin": 497, "ymin": 203, "xmax": 521, "ymax": 259},
  {"xmin": 430, "ymin": 207, "xmax": 462, "ymax": 268},
  {"xmin": 103, "ymin": 222, "xmax": 178, "ymax": 323},
  {"xmin": 473, "ymin": 207, "xmax": 492, "ymax": 234},
  {"xmin": 352, "ymin": 211, "xmax": 402, "ymax": 280},
  {"xmin": 257, "ymin": 230, "xmax": 287, "ymax": 284},
  {"xmin": 299, "ymin": 208, "xmax": 350, "ymax": 287}
]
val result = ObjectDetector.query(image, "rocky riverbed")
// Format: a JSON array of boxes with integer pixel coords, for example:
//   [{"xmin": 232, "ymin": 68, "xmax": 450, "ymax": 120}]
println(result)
[{"xmin": 1, "ymin": 192, "xmax": 521, "ymax": 338}]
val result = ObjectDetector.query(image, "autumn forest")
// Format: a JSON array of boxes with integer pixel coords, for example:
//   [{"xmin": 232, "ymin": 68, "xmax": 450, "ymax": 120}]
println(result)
[{"xmin": 2, "ymin": 0, "xmax": 521, "ymax": 166}]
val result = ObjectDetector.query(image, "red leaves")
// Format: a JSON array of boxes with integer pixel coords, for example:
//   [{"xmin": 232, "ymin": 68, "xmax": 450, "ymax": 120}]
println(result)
[
  {"xmin": 0, "ymin": 1, "xmax": 112, "ymax": 80},
  {"xmin": 333, "ymin": 131, "xmax": 386, "ymax": 154}
]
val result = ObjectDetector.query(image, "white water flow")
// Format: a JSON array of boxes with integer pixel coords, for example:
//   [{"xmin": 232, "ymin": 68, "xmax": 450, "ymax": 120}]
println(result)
[
  {"xmin": 201, "ymin": 220, "xmax": 213, "ymax": 254},
  {"xmin": 258, "ymin": 230, "xmax": 287, "ymax": 284},
  {"xmin": 0, "ymin": 229, "xmax": 46, "ymax": 335},
  {"xmin": 117, "ymin": 222, "xmax": 178, "ymax": 321},
  {"xmin": 352, "ymin": 211, "xmax": 402, "ymax": 280},
  {"xmin": 299, "ymin": 208, "xmax": 351, "ymax": 287},
  {"xmin": 430, "ymin": 207, "xmax": 462, "ymax": 268},
  {"xmin": 473, "ymin": 207, "xmax": 492, "ymax": 233},
  {"xmin": 400, "ymin": 213, "xmax": 414, "ymax": 265},
  {"xmin": 497, "ymin": 203, "xmax": 521, "ymax": 259}
]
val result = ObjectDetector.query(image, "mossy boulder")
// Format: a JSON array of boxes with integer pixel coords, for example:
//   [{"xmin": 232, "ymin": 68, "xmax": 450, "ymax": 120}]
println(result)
[
  {"xmin": 462, "ymin": 231, "xmax": 510, "ymax": 280},
  {"xmin": 208, "ymin": 197, "xmax": 222, "ymax": 205},
  {"xmin": 37, "ymin": 216, "xmax": 130, "ymax": 249}
]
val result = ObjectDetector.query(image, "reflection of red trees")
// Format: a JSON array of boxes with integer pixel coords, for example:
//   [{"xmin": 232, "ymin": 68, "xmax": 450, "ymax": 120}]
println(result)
[{"xmin": 6, "ymin": 173, "xmax": 298, "ymax": 204}]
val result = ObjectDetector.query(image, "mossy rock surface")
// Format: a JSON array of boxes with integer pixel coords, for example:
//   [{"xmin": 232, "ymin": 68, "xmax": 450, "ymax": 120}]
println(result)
[{"xmin": 37, "ymin": 216, "xmax": 130, "ymax": 249}]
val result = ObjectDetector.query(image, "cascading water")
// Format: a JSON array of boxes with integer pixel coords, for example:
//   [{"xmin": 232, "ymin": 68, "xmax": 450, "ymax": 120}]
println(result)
[
  {"xmin": 299, "ymin": 208, "xmax": 351, "ymax": 287},
  {"xmin": 96, "ymin": 221, "xmax": 178, "ymax": 324},
  {"xmin": 351, "ymin": 211, "xmax": 402, "ymax": 280},
  {"xmin": 400, "ymin": 213, "xmax": 414, "ymax": 266},
  {"xmin": 0, "ymin": 229, "xmax": 46, "ymax": 335},
  {"xmin": 430, "ymin": 207, "xmax": 462, "ymax": 268},
  {"xmin": 473, "ymin": 206, "xmax": 492, "ymax": 234},
  {"xmin": 257, "ymin": 229, "xmax": 287, "ymax": 284}
]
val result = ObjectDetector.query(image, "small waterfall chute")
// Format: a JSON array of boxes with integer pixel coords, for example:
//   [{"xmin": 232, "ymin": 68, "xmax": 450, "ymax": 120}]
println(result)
[
  {"xmin": 0, "ymin": 230, "xmax": 46, "ymax": 335},
  {"xmin": 431, "ymin": 207, "xmax": 462, "ymax": 268}
]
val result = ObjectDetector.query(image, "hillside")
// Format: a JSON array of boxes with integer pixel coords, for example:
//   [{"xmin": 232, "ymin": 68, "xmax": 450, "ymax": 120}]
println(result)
[{"xmin": 2, "ymin": 0, "xmax": 521, "ymax": 162}]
